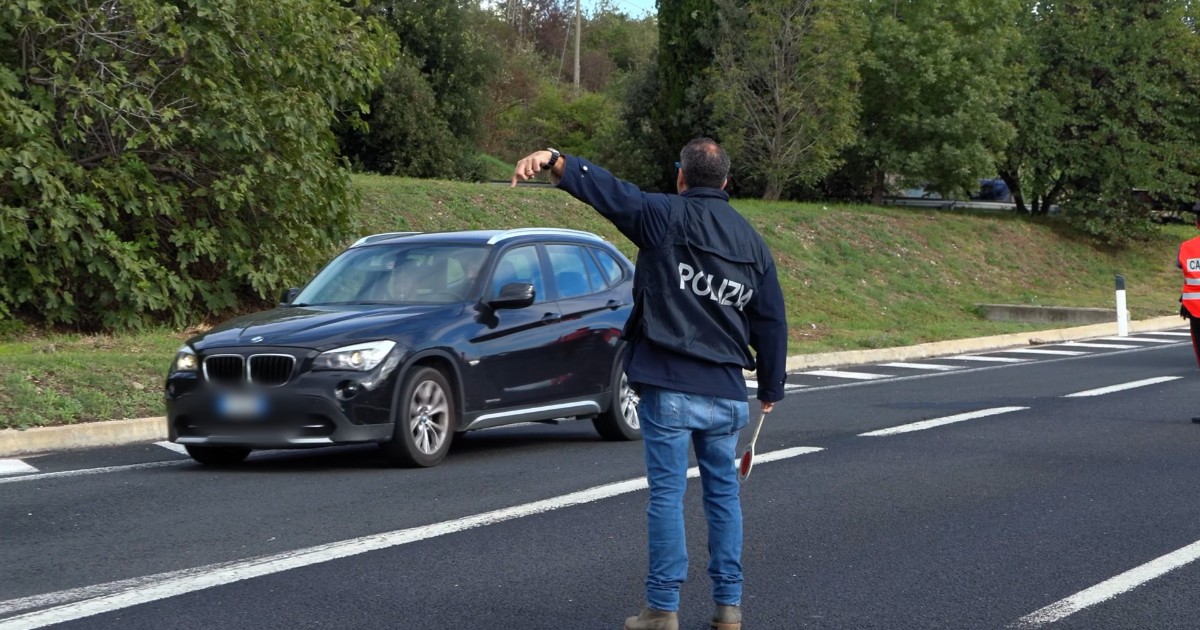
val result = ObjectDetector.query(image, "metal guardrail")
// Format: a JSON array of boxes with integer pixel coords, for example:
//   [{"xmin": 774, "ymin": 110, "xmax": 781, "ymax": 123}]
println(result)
[{"xmin": 882, "ymin": 197, "xmax": 1018, "ymax": 212}]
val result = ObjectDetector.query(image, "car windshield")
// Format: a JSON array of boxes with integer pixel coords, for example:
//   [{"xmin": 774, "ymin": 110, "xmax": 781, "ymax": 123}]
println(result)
[{"xmin": 294, "ymin": 243, "xmax": 488, "ymax": 306}]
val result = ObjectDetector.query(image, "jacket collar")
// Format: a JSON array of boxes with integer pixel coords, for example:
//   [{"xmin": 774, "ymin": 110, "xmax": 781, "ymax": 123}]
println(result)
[{"xmin": 681, "ymin": 187, "xmax": 729, "ymax": 201}]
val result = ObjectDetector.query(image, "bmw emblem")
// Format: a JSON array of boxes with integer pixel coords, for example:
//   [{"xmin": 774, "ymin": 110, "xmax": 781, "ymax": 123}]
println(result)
[{"xmin": 251, "ymin": 336, "xmax": 264, "ymax": 343}]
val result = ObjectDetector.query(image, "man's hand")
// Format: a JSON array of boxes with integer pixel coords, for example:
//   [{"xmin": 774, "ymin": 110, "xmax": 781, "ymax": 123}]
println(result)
[
  {"xmin": 511, "ymin": 150, "xmax": 564, "ymax": 187},
  {"xmin": 760, "ymin": 401, "xmax": 774, "ymax": 414}
]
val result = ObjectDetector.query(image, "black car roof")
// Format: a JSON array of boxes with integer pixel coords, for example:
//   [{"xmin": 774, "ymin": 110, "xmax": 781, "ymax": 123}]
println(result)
[{"xmin": 349, "ymin": 228, "xmax": 607, "ymax": 249}]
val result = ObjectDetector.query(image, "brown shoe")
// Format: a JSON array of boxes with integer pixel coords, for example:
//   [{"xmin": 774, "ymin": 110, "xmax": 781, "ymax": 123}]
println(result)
[
  {"xmin": 711, "ymin": 604, "xmax": 742, "ymax": 630},
  {"xmin": 624, "ymin": 607, "xmax": 679, "ymax": 630}
]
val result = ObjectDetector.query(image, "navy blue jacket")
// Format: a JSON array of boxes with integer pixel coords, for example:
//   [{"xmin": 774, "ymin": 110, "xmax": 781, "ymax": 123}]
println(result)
[{"xmin": 557, "ymin": 155, "xmax": 788, "ymax": 402}]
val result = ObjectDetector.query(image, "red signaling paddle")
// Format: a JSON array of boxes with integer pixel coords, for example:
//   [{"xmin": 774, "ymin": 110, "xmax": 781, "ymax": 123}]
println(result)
[{"xmin": 738, "ymin": 411, "xmax": 769, "ymax": 482}]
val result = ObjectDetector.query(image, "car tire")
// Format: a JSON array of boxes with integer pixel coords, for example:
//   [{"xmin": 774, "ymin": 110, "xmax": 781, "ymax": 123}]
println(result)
[
  {"xmin": 184, "ymin": 445, "xmax": 251, "ymax": 466},
  {"xmin": 592, "ymin": 347, "xmax": 641, "ymax": 441},
  {"xmin": 380, "ymin": 366, "xmax": 456, "ymax": 467}
]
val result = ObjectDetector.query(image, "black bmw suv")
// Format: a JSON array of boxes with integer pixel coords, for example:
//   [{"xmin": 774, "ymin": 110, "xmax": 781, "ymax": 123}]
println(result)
[{"xmin": 165, "ymin": 228, "xmax": 639, "ymax": 467}]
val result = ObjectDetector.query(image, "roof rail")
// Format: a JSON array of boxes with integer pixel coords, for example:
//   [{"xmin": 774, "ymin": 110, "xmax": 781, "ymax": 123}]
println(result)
[
  {"xmin": 486, "ymin": 227, "xmax": 603, "ymax": 245},
  {"xmin": 349, "ymin": 231, "xmax": 422, "ymax": 248}
]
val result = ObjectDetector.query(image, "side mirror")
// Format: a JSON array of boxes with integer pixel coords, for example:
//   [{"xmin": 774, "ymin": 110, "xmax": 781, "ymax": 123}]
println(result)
[
  {"xmin": 487, "ymin": 282, "xmax": 535, "ymax": 310},
  {"xmin": 280, "ymin": 287, "xmax": 301, "ymax": 305}
]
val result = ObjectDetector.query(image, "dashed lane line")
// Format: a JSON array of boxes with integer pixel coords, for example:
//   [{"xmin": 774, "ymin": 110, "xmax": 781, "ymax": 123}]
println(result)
[
  {"xmin": 0, "ymin": 446, "xmax": 825, "ymax": 629},
  {"xmin": 0, "ymin": 460, "xmax": 38, "ymax": 477},
  {"xmin": 0, "ymin": 460, "xmax": 187, "ymax": 485},
  {"xmin": 800, "ymin": 370, "xmax": 892, "ymax": 381},
  {"xmin": 1062, "ymin": 376, "xmax": 1182, "ymax": 398},
  {"xmin": 858, "ymin": 407, "xmax": 1029, "ymax": 437},
  {"xmin": 1011, "ymin": 538, "xmax": 1200, "ymax": 628}
]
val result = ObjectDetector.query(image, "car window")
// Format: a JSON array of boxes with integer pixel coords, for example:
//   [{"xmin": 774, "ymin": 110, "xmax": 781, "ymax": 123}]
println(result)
[
  {"xmin": 546, "ymin": 244, "xmax": 600, "ymax": 299},
  {"xmin": 491, "ymin": 245, "xmax": 545, "ymax": 303},
  {"xmin": 580, "ymin": 248, "xmax": 607, "ymax": 291},
  {"xmin": 591, "ymin": 247, "xmax": 625, "ymax": 288},
  {"xmin": 295, "ymin": 244, "xmax": 487, "ymax": 305}
]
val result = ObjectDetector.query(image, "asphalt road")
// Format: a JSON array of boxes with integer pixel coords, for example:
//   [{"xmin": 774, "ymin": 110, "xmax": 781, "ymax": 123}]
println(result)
[{"xmin": 2, "ymin": 330, "xmax": 1200, "ymax": 629}]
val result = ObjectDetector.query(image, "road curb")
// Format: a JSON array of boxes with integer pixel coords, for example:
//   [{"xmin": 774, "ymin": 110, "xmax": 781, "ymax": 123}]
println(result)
[
  {"xmin": 0, "ymin": 315, "xmax": 1186, "ymax": 458},
  {"xmin": 0, "ymin": 417, "xmax": 167, "ymax": 458}
]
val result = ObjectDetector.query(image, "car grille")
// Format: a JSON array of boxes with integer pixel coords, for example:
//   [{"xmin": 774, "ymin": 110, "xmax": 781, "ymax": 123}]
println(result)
[
  {"xmin": 203, "ymin": 354, "xmax": 296, "ymax": 387},
  {"xmin": 249, "ymin": 355, "xmax": 295, "ymax": 386},
  {"xmin": 204, "ymin": 355, "xmax": 245, "ymax": 387}
]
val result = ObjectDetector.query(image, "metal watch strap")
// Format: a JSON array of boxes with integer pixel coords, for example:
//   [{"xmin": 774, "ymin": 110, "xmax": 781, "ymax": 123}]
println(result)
[{"xmin": 545, "ymin": 148, "xmax": 560, "ymax": 169}]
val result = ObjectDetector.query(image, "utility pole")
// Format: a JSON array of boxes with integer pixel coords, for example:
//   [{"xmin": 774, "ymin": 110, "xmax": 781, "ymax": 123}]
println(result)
[{"xmin": 573, "ymin": 0, "xmax": 581, "ymax": 94}]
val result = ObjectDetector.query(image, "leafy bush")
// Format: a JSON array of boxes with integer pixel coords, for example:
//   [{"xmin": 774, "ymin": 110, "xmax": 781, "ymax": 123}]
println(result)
[{"xmin": 0, "ymin": 0, "xmax": 395, "ymax": 329}]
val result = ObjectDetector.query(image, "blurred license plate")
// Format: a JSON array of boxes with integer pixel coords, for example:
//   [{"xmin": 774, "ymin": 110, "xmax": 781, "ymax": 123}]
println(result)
[{"xmin": 216, "ymin": 392, "xmax": 267, "ymax": 419}]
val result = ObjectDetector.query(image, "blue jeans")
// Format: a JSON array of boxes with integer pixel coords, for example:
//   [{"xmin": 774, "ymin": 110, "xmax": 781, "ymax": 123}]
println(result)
[{"xmin": 638, "ymin": 385, "xmax": 750, "ymax": 611}]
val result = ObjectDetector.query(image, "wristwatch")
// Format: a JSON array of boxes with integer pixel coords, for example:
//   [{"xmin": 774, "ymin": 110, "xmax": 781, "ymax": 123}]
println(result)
[{"xmin": 544, "ymin": 148, "xmax": 561, "ymax": 169}]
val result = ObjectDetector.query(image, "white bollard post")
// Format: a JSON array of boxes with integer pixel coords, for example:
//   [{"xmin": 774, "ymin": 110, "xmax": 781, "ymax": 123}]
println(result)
[{"xmin": 1115, "ymin": 274, "xmax": 1129, "ymax": 336}]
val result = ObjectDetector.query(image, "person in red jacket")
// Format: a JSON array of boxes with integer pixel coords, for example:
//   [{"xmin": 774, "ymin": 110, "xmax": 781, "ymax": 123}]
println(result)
[{"xmin": 1176, "ymin": 211, "xmax": 1200, "ymax": 423}]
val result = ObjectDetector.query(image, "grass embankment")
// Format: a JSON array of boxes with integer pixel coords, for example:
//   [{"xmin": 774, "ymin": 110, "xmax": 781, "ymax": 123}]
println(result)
[{"xmin": 1, "ymin": 173, "xmax": 1189, "ymax": 429}]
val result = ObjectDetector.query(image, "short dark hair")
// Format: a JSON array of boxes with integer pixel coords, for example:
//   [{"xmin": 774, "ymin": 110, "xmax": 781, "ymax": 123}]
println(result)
[{"xmin": 679, "ymin": 138, "xmax": 730, "ymax": 189}]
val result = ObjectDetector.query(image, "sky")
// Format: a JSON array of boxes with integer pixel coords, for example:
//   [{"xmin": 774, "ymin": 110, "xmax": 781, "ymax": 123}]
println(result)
[{"xmin": 591, "ymin": 0, "xmax": 655, "ymax": 18}]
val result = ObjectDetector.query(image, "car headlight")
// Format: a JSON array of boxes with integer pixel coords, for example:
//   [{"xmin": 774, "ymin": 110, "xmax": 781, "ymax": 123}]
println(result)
[
  {"xmin": 173, "ymin": 346, "xmax": 198, "ymax": 372},
  {"xmin": 314, "ymin": 340, "xmax": 397, "ymax": 371}
]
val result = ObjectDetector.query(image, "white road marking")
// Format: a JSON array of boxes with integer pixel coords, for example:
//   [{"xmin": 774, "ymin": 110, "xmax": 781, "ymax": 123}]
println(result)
[
  {"xmin": 1138, "ymin": 331, "xmax": 1191, "ymax": 337},
  {"xmin": 801, "ymin": 370, "xmax": 891, "ymax": 380},
  {"xmin": 745, "ymin": 380, "xmax": 804, "ymax": 392},
  {"xmin": 155, "ymin": 441, "xmax": 189, "ymax": 456},
  {"xmin": 1012, "ymin": 538, "xmax": 1200, "ymax": 628},
  {"xmin": 0, "ymin": 460, "xmax": 186, "ymax": 485},
  {"xmin": 1097, "ymin": 336, "xmax": 1177, "ymax": 344},
  {"xmin": 0, "ymin": 446, "xmax": 824, "ymax": 628},
  {"xmin": 0, "ymin": 460, "xmax": 38, "ymax": 477},
  {"xmin": 1062, "ymin": 376, "xmax": 1182, "ymax": 398},
  {"xmin": 858, "ymin": 407, "xmax": 1028, "ymax": 437},
  {"xmin": 992, "ymin": 348, "xmax": 1088, "ymax": 356},
  {"xmin": 878, "ymin": 362, "xmax": 963, "ymax": 371},
  {"xmin": 1057, "ymin": 341, "xmax": 1141, "ymax": 349},
  {"xmin": 946, "ymin": 355, "xmax": 1031, "ymax": 363}
]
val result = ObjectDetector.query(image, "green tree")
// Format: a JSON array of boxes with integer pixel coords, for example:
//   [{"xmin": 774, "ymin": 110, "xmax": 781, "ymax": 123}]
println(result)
[
  {"xmin": 652, "ymin": 0, "xmax": 721, "ymax": 188},
  {"xmin": 1000, "ymin": 1, "xmax": 1200, "ymax": 244},
  {"xmin": 855, "ymin": 0, "xmax": 1021, "ymax": 203},
  {"xmin": 339, "ymin": 0, "xmax": 496, "ymax": 179},
  {"xmin": 713, "ymin": 0, "xmax": 865, "ymax": 200},
  {"xmin": 0, "ymin": 0, "xmax": 395, "ymax": 329}
]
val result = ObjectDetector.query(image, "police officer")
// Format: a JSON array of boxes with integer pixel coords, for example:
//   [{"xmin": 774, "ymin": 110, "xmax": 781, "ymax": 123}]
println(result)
[
  {"xmin": 1176, "ymin": 209, "xmax": 1200, "ymax": 423},
  {"xmin": 513, "ymin": 139, "xmax": 788, "ymax": 630}
]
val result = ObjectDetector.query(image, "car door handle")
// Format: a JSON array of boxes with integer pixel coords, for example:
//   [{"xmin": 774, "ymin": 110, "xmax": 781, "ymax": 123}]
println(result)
[
  {"xmin": 606, "ymin": 300, "xmax": 623, "ymax": 310},
  {"xmin": 541, "ymin": 312, "xmax": 561, "ymax": 323}
]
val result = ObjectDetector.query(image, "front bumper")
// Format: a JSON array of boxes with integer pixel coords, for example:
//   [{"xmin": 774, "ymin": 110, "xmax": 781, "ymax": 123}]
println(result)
[{"xmin": 165, "ymin": 369, "xmax": 398, "ymax": 449}]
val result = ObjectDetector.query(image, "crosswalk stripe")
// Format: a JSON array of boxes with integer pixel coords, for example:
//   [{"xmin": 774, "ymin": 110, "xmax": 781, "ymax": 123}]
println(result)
[
  {"xmin": 878, "ymin": 362, "xmax": 963, "ymax": 371},
  {"xmin": 0, "ymin": 460, "xmax": 39, "ymax": 476},
  {"xmin": 801, "ymin": 370, "xmax": 891, "ymax": 380},
  {"xmin": 1097, "ymin": 336, "xmax": 1176, "ymax": 344},
  {"xmin": 1057, "ymin": 342, "xmax": 1141, "ymax": 349},
  {"xmin": 155, "ymin": 441, "xmax": 189, "ymax": 456},
  {"xmin": 946, "ymin": 355, "xmax": 1031, "ymax": 363},
  {"xmin": 993, "ymin": 348, "xmax": 1089, "ymax": 356}
]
